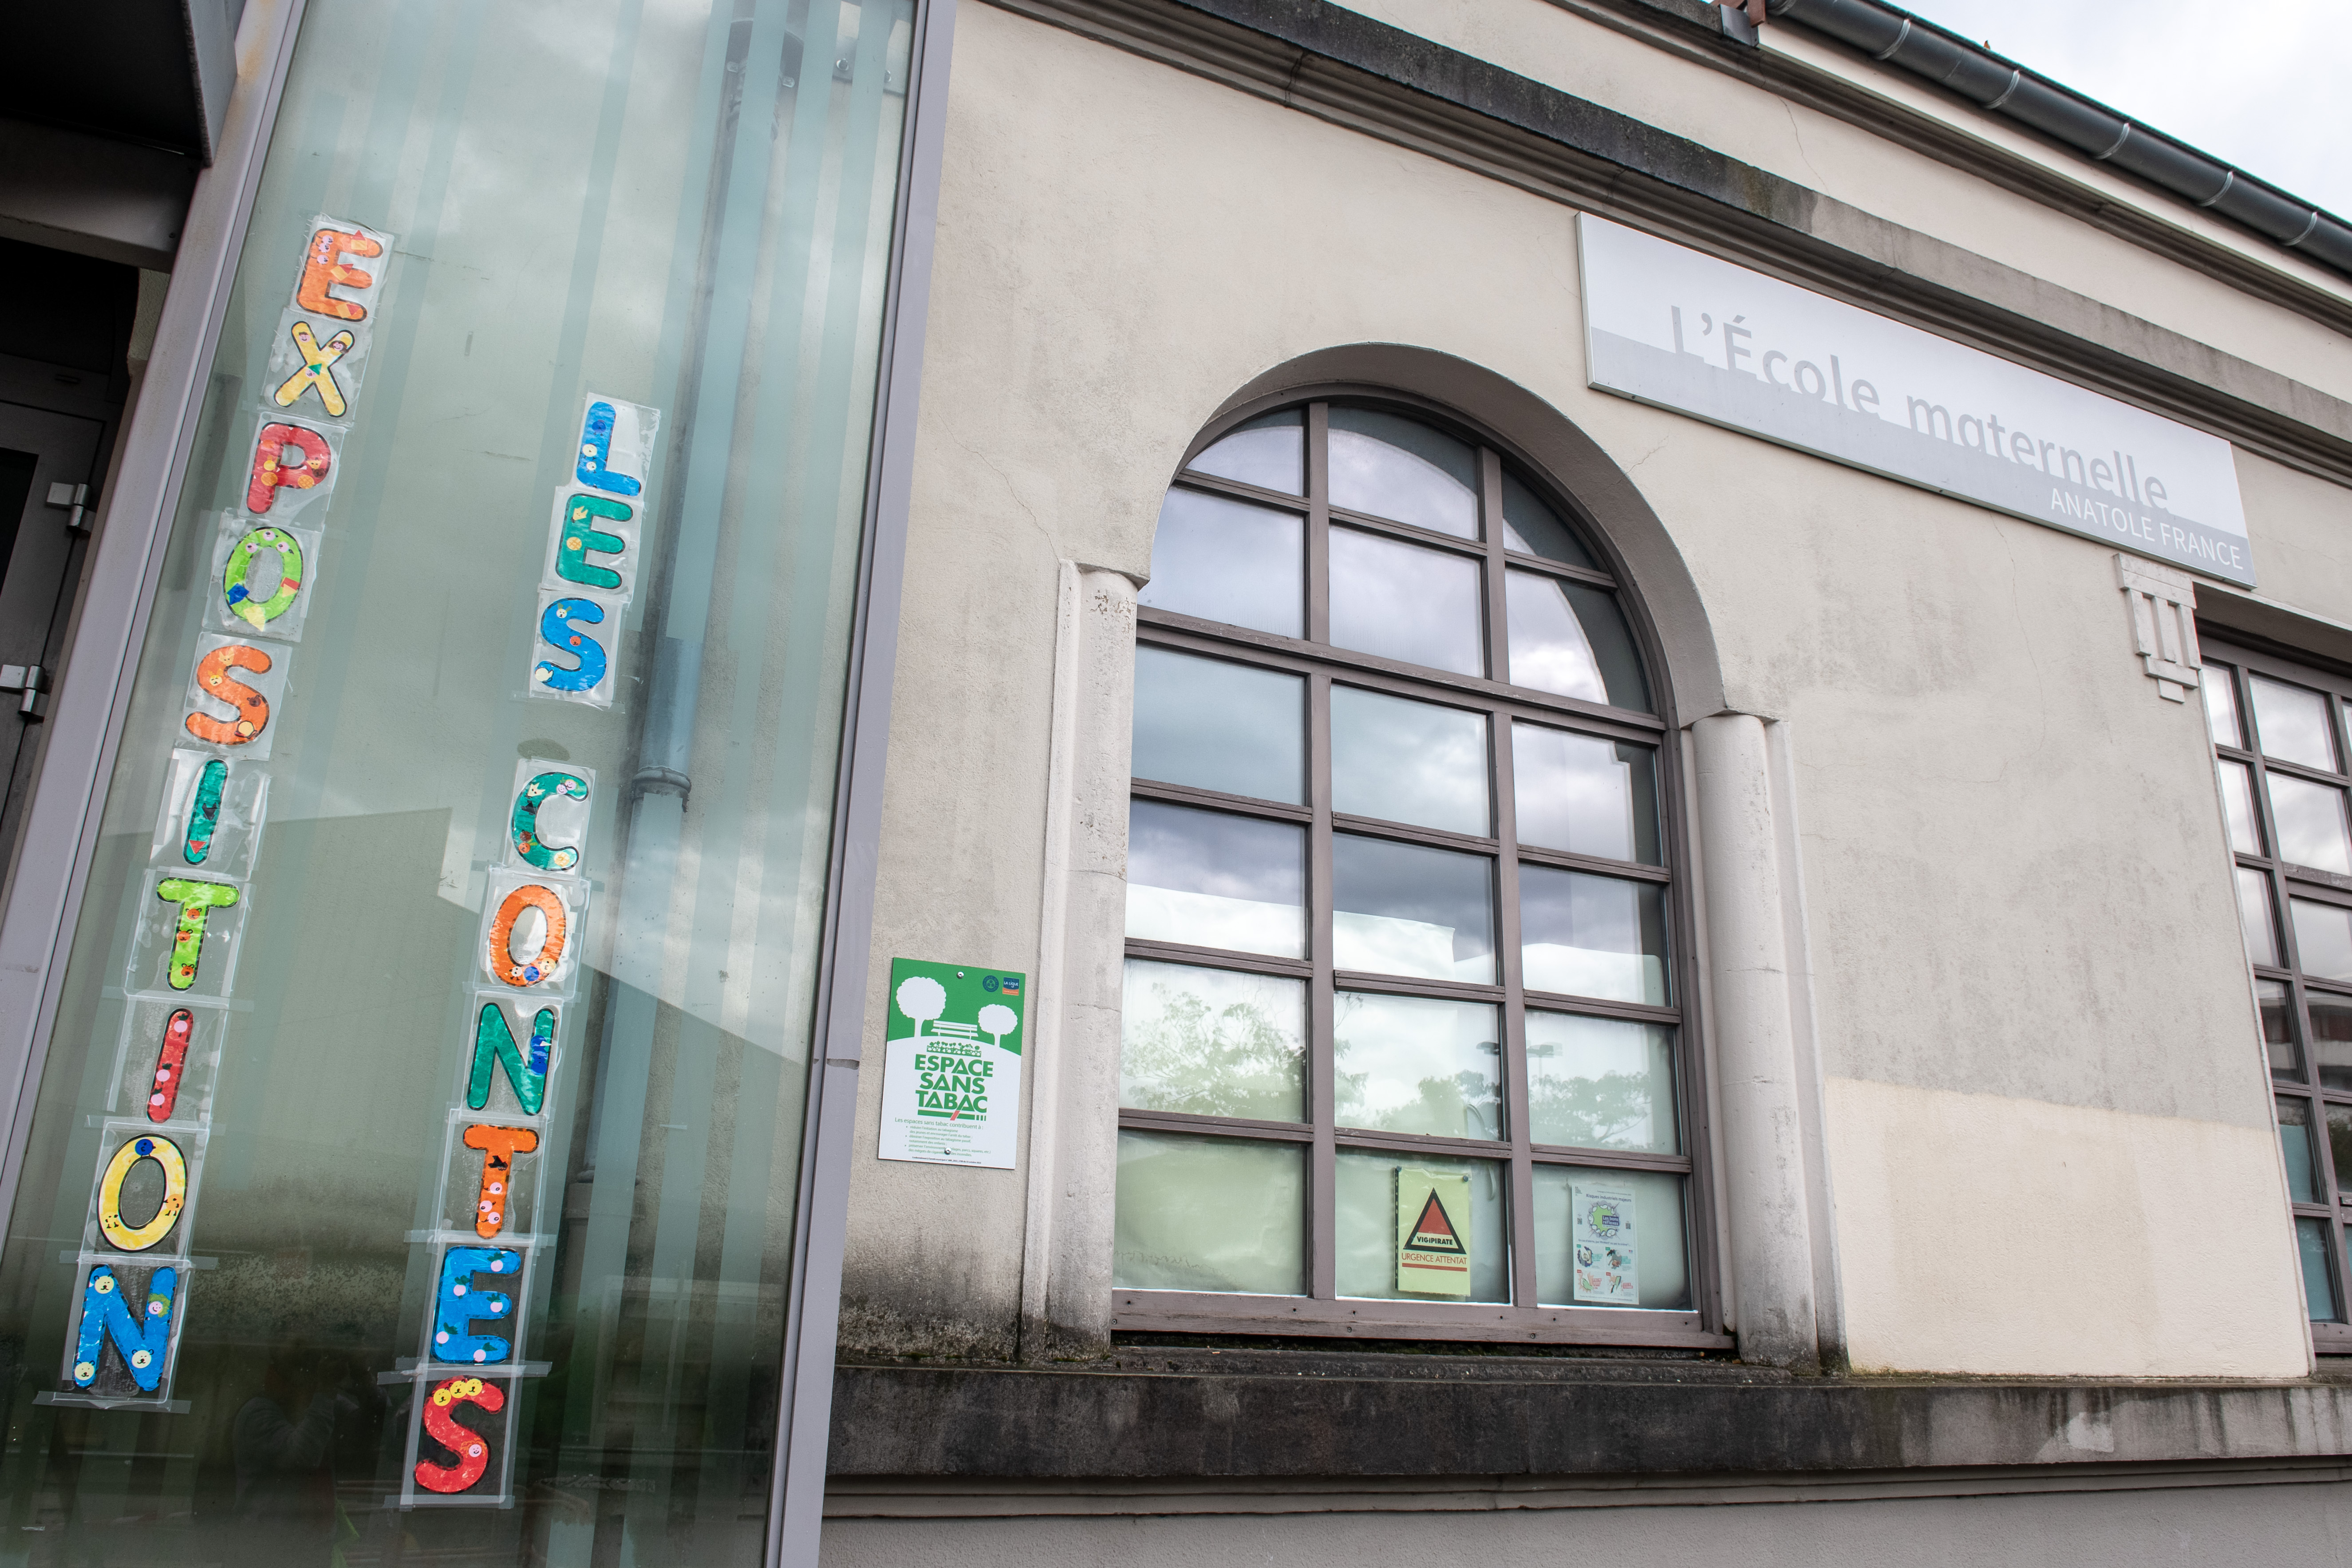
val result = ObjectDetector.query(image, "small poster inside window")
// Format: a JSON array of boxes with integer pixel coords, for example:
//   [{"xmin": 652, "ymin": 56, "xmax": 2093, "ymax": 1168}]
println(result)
[
  {"xmin": 1571, "ymin": 1180, "xmax": 1639, "ymax": 1305},
  {"xmin": 877, "ymin": 958, "xmax": 1026, "ymax": 1169},
  {"xmin": 1394, "ymin": 1168, "xmax": 1473, "ymax": 1298}
]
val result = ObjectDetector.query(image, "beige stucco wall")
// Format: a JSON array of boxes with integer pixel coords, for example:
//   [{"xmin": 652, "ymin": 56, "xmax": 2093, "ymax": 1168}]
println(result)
[{"xmin": 840, "ymin": 0, "xmax": 2324, "ymax": 1376}]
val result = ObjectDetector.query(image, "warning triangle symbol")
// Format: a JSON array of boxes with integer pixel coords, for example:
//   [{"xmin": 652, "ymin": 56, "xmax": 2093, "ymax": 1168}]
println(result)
[{"xmin": 1405, "ymin": 1190, "xmax": 1467, "ymax": 1255}]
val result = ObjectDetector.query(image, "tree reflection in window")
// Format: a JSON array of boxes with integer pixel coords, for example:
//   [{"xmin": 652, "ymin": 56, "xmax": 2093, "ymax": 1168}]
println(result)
[{"xmin": 1119, "ymin": 963, "xmax": 1305, "ymax": 1122}]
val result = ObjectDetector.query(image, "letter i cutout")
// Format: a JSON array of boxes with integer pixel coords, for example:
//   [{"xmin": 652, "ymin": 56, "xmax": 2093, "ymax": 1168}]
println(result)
[
  {"xmin": 148, "ymin": 1010, "xmax": 193, "ymax": 1122},
  {"xmin": 183, "ymin": 759, "xmax": 227, "ymax": 864}
]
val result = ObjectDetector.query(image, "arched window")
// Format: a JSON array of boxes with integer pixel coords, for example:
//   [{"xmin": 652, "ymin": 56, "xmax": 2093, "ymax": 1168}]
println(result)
[{"xmin": 1114, "ymin": 396, "xmax": 1712, "ymax": 1343}]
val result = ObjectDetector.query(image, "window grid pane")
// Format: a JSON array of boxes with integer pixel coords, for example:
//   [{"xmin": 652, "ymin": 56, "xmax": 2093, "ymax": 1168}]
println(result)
[
  {"xmin": 1123, "ymin": 399, "xmax": 1698, "ymax": 1341},
  {"xmin": 2208, "ymin": 637, "xmax": 2352, "ymax": 1342}
]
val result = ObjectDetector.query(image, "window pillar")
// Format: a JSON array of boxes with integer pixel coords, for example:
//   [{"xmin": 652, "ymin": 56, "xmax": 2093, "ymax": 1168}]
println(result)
[
  {"xmin": 1693, "ymin": 711, "xmax": 1823, "ymax": 1370},
  {"xmin": 1021, "ymin": 561, "xmax": 1140, "ymax": 1359}
]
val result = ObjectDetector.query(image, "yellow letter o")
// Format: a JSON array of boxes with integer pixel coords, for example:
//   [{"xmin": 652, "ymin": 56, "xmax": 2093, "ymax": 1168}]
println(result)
[{"xmin": 97, "ymin": 1135, "xmax": 188, "ymax": 1252}]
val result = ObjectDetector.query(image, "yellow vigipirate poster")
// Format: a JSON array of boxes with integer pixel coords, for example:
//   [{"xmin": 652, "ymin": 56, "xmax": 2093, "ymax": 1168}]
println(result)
[{"xmin": 1393, "ymin": 1168, "xmax": 1472, "ymax": 1298}]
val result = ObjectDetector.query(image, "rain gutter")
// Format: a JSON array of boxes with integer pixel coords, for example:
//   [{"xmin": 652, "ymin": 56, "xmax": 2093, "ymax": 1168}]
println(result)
[{"xmin": 1758, "ymin": 0, "xmax": 2352, "ymax": 282}]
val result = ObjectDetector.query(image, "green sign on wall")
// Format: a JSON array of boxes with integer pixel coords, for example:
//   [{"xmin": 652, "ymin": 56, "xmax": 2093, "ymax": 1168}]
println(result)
[{"xmin": 876, "ymin": 957, "xmax": 1026, "ymax": 1169}]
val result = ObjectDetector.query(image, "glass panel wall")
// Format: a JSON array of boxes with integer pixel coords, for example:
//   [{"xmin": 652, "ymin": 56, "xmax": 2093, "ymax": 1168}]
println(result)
[{"xmin": 0, "ymin": 0, "xmax": 916, "ymax": 1559}]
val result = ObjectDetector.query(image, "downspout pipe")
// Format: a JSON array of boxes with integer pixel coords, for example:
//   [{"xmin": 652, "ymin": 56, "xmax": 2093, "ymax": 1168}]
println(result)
[{"xmin": 1762, "ymin": 0, "xmax": 2352, "ymax": 282}]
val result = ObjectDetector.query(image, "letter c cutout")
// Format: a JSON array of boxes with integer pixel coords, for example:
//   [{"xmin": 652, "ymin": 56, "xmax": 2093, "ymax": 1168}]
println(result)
[{"xmin": 512, "ymin": 772, "xmax": 589, "ymax": 871}]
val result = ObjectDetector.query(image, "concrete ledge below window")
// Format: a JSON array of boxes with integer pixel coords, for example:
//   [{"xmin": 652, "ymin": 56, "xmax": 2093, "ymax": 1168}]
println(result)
[{"xmin": 828, "ymin": 1348, "xmax": 2352, "ymax": 1483}]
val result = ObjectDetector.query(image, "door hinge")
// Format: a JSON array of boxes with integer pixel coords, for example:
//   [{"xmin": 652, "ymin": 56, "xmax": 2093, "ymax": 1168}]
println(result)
[
  {"xmin": 45, "ymin": 482, "xmax": 90, "ymax": 533},
  {"xmin": 0, "ymin": 664, "xmax": 47, "ymax": 719}
]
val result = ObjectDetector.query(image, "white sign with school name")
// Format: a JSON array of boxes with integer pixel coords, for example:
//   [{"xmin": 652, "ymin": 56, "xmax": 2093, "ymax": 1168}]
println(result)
[{"xmin": 1576, "ymin": 215, "xmax": 2255, "ymax": 587}]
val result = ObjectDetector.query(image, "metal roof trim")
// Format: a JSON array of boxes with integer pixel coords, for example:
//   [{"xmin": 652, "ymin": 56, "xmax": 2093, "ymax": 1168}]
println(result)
[{"xmin": 1763, "ymin": 0, "xmax": 2352, "ymax": 285}]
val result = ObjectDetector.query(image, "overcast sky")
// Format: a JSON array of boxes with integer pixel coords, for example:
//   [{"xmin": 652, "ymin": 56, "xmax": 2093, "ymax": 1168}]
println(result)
[{"xmin": 1892, "ymin": 0, "xmax": 2351, "ymax": 217}]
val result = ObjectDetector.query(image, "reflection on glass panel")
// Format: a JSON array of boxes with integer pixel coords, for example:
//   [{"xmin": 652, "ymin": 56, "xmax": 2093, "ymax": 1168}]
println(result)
[
  {"xmin": 2239, "ymin": 868, "xmax": 2281, "ymax": 968},
  {"xmin": 1332, "ymin": 835, "xmax": 1495, "ymax": 983},
  {"xmin": 1329, "ymin": 527, "xmax": 1484, "ymax": 676},
  {"xmin": 2329, "ymin": 1105, "xmax": 2352, "ymax": 1201},
  {"xmin": 1328, "ymin": 407, "xmax": 1478, "ymax": 538},
  {"xmin": 1140, "ymin": 487, "xmax": 1304, "ymax": 636},
  {"xmin": 2300, "ymin": 1218, "xmax": 2341, "ymax": 1321},
  {"xmin": 1127, "ymin": 800, "xmax": 1305, "ymax": 957},
  {"xmin": 1526, "ymin": 1013, "xmax": 1677, "ymax": 1153},
  {"xmin": 0, "ymin": 0, "xmax": 918, "ymax": 1551},
  {"xmin": 2292, "ymin": 898, "xmax": 2352, "ymax": 983},
  {"xmin": 2311, "ymin": 994, "xmax": 2352, "ymax": 1092},
  {"xmin": 2204, "ymin": 663, "xmax": 2242, "ymax": 748},
  {"xmin": 1334, "ymin": 1149, "xmax": 1508, "ymax": 1302},
  {"xmin": 1505, "ymin": 571, "xmax": 1651, "ymax": 712},
  {"xmin": 2270, "ymin": 774, "xmax": 2352, "ymax": 873},
  {"xmin": 1133, "ymin": 645, "xmax": 1303, "ymax": 804},
  {"xmin": 1114, "ymin": 1130, "xmax": 1304, "ymax": 1294},
  {"xmin": 1330, "ymin": 687, "xmax": 1489, "ymax": 835},
  {"xmin": 2279, "ymin": 1098, "xmax": 2321, "ymax": 1203},
  {"xmin": 1121, "ymin": 960, "xmax": 1306, "ymax": 1122},
  {"xmin": 2218, "ymin": 760, "xmax": 2261, "ymax": 855},
  {"xmin": 2259, "ymin": 978, "xmax": 2300, "ymax": 1078},
  {"xmin": 1500, "ymin": 469, "xmax": 1597, "ymax": 568},
  {"xmin": 1513, "ymin": 723, "xmax": 1660, "ymax": 864},
  {"xmin": 1521, "ymin": 865, "xmax": 1669, "ymax": 1004},
  {"xmin": 1187, "ymin": 409, "xmax": 1304, "ymax": 495},
  {"xmin": 2252, "ymin": 674, "xmax": 2339, "ymax": 772},
  {"xmin": 1534, "ymin": 1165, "xmax": 1691, "ymax": 1310},
  {"xmin": 1333, "ymin": 992, "xmax": 1502, "ymax": 1140}
]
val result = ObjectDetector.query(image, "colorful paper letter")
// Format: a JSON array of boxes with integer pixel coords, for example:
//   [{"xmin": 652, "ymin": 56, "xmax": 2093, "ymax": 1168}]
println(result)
[
  {"xmin": 469, "ymin": 1003, "xmax": 554, "ymax": 1115},
  {"xmin": 463, "ymin": 1124, "xmax": 538, "ymax": 1240},
  {"xmin": 245, "ymin": 422, "xmax": 334, "ymax": 511},
  {"xmin": 71, "ymin": 1264, "xmax": 178, "ymax": 1393},
  {"xmin": 511, "ymin": 771, "xmax": 588, "ymax": 871},
  {"xmin": 185, "ymin": 644, "xmax": 273, "ymax": 746},
  {"xmin": 223, "ymin": 526, "xmax": 305, "ymax": 631},
  {"xmin": 414, "ymin": 1375, "xmax": 504, "ymax": 1493},
  {"xmin": 487, "ymin": 885, "xmax": 568, "ymax": 988},
  {"xmin": 97, "ymin": 1134, "xmax": 189, "ymax": 1251},
  {"xmin": 148, "ymin": 1010, "xmax": 193, "ymax": 1122},
  {"xmin": 273, "ymin": 322, "xmax": 354, "ymax": 416},
  {"xmin": 296, "ymin": 226, "xmax": 383, "ymax": 321},
  {"xmin": 552, "ymin": 495, "xmax": 631, "ymax": 590},
  {"xmin": 182, "ymin": 759, "xmax": 227, "ymax": 865},
  {"xmin": 531, "ymin": 599, "xmax": 608, "ymax": 693},
  {"xmin": 432, "ymin": 1247, "xmax": 521, "ymax": 1364},
  {"xmin": 154, "ymin": 878, "xmax": 241, "ymax": 991},
  {"xmin": 575, "ymin": 401, "xmax": 641, "ymax": 496}
]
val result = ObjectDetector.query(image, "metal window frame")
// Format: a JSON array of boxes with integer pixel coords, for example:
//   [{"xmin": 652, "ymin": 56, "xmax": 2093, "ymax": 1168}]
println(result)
[
  {"xmin": 1117, "ymin": 392, "xmax": 1726, "ymax": 1349},
  {"xmin": 767, "ymin": 0, "xmax": 955, "ymax": 1560},
  {"xmin": 0, "ymin": 0, "xmax": 953, "ymax": 1556},
  {"xmin": 2202, "ymin": 634, "xmax": 2352, "ymax": 1353}
]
